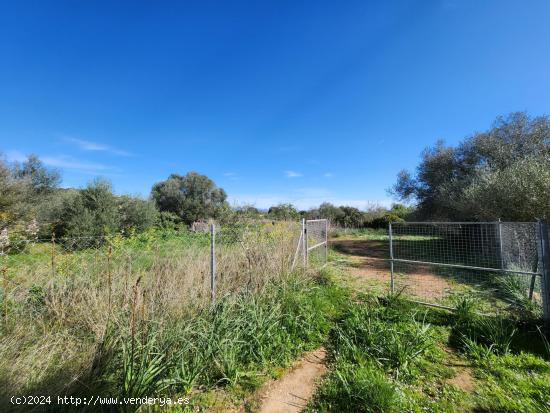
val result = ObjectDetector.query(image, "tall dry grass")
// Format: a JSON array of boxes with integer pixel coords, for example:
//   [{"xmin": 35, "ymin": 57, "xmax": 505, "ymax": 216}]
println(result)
[{"xmin": 0, "ymin": 221, "xmax": 303, "ymax": 405}]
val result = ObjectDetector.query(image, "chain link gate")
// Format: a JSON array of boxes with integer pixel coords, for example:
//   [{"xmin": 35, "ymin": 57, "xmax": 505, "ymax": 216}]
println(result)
[
  {"xmin": 388, "ymin": 220, "xmax": 550, "ymax": 323},
  {"xmin": 292, "ymin": 219, "xmax": 328, "ymax": 270}
]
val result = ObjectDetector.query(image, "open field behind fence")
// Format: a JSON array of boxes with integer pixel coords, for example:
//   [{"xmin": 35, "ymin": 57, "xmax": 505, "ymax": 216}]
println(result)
[
  {"xmin": 388, "ymin": 221, "xmax": 548, "ymax": 320},
  {"xmin": 0, "ymin": 220, "xmax": 307, "ymax": 403},
  {"xmin": 329, "ymin": 221, "xmax": 549, "ymax": 320}
]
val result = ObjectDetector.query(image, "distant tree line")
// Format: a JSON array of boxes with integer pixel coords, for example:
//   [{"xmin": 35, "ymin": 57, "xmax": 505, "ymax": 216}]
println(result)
[
  {"xmin": 0, "ymin": 152, "xmax": 411, "ymax": 237},
  {"xmin": 264, "ymin": 202, "xmax": 414, "ymax": 228},
  {"xmin": 0, "ymin": 157, "xmax": 229, "ymax": 237},
  {"xmin": 2, "ymin": 111, "xmax": 546, "ymax": 237}
]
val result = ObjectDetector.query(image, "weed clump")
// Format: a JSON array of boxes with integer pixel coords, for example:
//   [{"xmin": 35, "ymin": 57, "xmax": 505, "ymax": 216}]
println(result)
[{"xmin": 311, "ymin": 295, "xmax": 437, "ymax": 412}]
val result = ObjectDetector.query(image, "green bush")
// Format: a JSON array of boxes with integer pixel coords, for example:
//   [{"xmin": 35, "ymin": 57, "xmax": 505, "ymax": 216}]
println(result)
[
  {"xmin": 151, "ymin": 172, "xmax": 228, "ymax": 225},
  {"xmin": 314, "ymin": 362, "xmax": 398, "ymax": 413},
  {"xmin": 118, "ymin": 196, "xmax": 158, "ymax": 233},
  {"xmin": 155, "ymin": 210, "xmax": 183, "ymax": 230}
]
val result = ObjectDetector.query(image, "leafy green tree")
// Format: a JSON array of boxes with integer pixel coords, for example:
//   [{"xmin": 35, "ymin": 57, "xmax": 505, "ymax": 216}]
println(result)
[
  {"xmin": 368, "ymin": 204, "xmax": 414, "ymax": 228},
  {"xmin": 118, "ymin": 196, "xmax": 158, "ymax": 232},
  {"xmin": 151, "ymin": 172, "xmax": 228, "ymax": 224},
  {"xmin": 12, "ymin": 155, "xmax": 60, "ymax": 195},
  {"xmin": 337, "ymin": 206, "xmax": 364, "ymax": 228},
  {"xmin": 235, "ymin": 205, "xmax": 261, "ymax": 218},
  {"xmin": 0, "ymin": 157, "xmax": 27, "ymax": 226},
  {"xmin": 50, "ymin": 179, "xmax": 120, "ymax": 238},
  {"xmin": 389, "ymin": 203, "xmax": 414, "ymax": 219},
  {"xmin": 37, "ymin": 188, "xmax": 79, "ymax": 235},
  {"xmin": 392, "ymin": 112, "xmax": 550, "ymax": 221},
  {"xmin": 318, "ymin": 202, "xmax": 345, "ymax": 223},
  {"xmin": 156, "ymin": 211, "xmax": 183, "ymax": 230},
  {"xmin": 1, "ymin": 154, "xmax": 60, "ymax": 228},
  {"xmin": 267, "ymin": 203, "xmax": 300, "ymax": 221},
  {"xmin": 458, "ymin": 155, "xmax": 550, "ymax": 221}
]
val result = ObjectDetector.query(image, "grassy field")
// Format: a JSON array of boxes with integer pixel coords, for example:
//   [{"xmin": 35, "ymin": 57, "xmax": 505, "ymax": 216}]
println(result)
[
  {"xmin": 307, "ymin": 292, "xmax": 550, "ymax": 412},
  {"xmin": 1, "ymin": 222, "xmax": 348, "ymax": 412},
  {"xmin": 330, "ymin": 227, "xmax": 542, "ymax": 318},
  {"xmin": 310, "ymin": 230, "xmax": 550, "ymax": 413},
  {"xmin": 1, "ymin": 225, "xmax": 549, "ymax": 412}
]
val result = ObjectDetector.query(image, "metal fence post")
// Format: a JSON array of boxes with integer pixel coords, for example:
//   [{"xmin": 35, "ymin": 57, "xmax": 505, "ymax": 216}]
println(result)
[
  {"xmin": 325, "ymin": 219, "xmax": 328, "ymax": 266},
  {"xmin": 210, "ymin": 223, "xmax": 216, "ymax": 302},
  {"xmin": 51, "ymin": 232, "xmax": 56, "ymax": 277},
  {"xmin": 537, "ymin": 219, "xmax": 550, "ymax": 328},
  {"xmin": 302, "ymin": 218, "xmax": 308, "ymax": 267},
  {"xmin": 389, "ymin": 222, "xmax": 395, "ymax": 293},
  {"xmin": 497, "ymin": 219, "xmax": 504, "ymax": 270},
  {"xmin": 2, "ymin": 266, "xmax": 7, "ymax": 328}
]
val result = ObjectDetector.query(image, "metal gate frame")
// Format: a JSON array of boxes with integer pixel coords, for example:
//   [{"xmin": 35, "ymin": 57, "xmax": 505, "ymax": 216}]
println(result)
[
  {"xmin": 388, "ymin": 220, "xmax": 550, "ymax": 326},
  {"xmin": 291, "ymin": 218, "xmax": 328, "ymax": 270}
]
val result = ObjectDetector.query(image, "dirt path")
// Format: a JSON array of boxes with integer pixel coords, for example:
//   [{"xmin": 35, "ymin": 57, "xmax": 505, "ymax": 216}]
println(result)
[
  {"xmin": 255, "ymin": 347, "xmax": 327, "ymax": 413},
  {"xmin": 443, "ymin": 346, "xmax": 475, "ymax": 392},
  {"xmin": 331, "ymin": 238, "xmax": 454, "ymax": 301}
]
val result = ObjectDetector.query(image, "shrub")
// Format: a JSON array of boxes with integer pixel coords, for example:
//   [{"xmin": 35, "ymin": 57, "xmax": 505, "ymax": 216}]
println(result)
[
  {"xmin": 314, "ymin": 362, "xmax": 398, "ymax": 413},
  {"xmin": 151, "ymin": 172, "xmax": 227, "ymax": 224},
  {"xmin": 118, "ymin": 196, "xmax": 158, "ymax": 233},
  {"xmin": 267, "ymin": 204, "xmax": 300, "ymax": 221},
  {"xmin": 155, "ymin": 211, "xmax": 183, "ymax": 230}
]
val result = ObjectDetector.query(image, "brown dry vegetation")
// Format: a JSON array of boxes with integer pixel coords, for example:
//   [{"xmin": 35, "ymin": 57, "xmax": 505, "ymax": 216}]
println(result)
[{"xmin": 0, "ymin": 222, "xmax": 302, "ymax": 405}]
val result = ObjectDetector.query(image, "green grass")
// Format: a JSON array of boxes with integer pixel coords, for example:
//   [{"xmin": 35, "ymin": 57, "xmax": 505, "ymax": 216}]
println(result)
[
  {"xmin": 1, "ymin": 227, "xmax": 210, "ymax": 272},
  {"xmin": 2, "ymin": 223, "xmax": 343, "ymax": 412},
  {"xmin": 314, "ymin": 235, "xmax": 550, "ymax": 412},
  {"xmin": 330, "ymin": 227, "xmax": 388, "ymax": 240},
  {"xmin": 309, "ymin": 292, "xmax": 550, "ymax": 413},
  {"xmin": 3, "ymin": 224, "xmax": 549, "ymax": 412},
  {"xmin": 0, "ymin": 266, "xmax": 349, "ymax": 412}
]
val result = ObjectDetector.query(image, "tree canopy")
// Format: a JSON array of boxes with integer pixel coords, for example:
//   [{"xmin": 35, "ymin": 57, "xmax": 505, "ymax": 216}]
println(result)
[
  {"xmin": 267, "ymin": 203, "xmax": 300, "ymax": 221},
  {"xmin": 1, "ymin": 154, "xmax": 60, "ymax": 227},
  {"xmin": 391, "ymin": 112, "xmax": 550, "ymax": 221},
  {"xmin": 151, "ymin": 172, "xmax": 228, "ymax": 224},
  {"xmin": 12, "ymin": 155, "xmax": 60, "ymax": 195}
]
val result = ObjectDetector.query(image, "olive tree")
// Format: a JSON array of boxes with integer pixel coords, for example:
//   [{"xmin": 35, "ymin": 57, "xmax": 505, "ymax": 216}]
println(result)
[
  {"xmin": 118, "ymin": 196, "xmax": 158, "ymax": 232},
  {"xmin": 267, "ymin": 203, "xmax": 300, "ymax": 221},
  {"xmin": 12, "ymin": 155, "xmax": 60, "ymax": 195},
  {"xmin": 391, "ymin": 112, "xmax": 550, "ymax": 221},
  {"xmin": 1, "ymin": 154, "xmax": 60, "ymax": 228},
  {"xmin": 151, "ymin": 172, "xmax": 228, "ymax": 224}
]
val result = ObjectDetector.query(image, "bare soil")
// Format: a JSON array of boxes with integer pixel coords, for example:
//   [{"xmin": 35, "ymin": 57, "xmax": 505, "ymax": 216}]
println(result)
[
  {"xmin": 331, "ymin": 238, "xmax": 454, "ymax": 301},
  {"xmin": 443, "ymin": 347, "xmax": 475, "ymax": 392},
  {"xmin": 255, "ymin": 347, "xmax": 327, "ymax": 413}
]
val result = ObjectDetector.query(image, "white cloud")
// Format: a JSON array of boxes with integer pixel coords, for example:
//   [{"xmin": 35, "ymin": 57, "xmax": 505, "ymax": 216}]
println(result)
[
  {"xmin": 323, "ymin": 172, "xmax": 333, "ymax": 178},
  {"xmin": 4, "ymin": 149, "xmax": 114, "ymax": 174},
  {"xmin": 223, "ymin": 172, "xmax": 238, "ymax": 181},
  {"xmin": 41, "ymin": 155, "xmax": 112, "ymax": 172},
  {"xmin": 284, "ymin": 170, "xmax": 303, "ymax": 178},
  {"xmin": 63, "ymin": 137, "xmax": 132, "ymax": 156}
]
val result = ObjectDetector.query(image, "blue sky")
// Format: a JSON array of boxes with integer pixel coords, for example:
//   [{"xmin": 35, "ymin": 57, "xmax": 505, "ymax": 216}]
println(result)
[{"xmin": 1, "ymin": 1, "xmax": 550, "ymax": 210}]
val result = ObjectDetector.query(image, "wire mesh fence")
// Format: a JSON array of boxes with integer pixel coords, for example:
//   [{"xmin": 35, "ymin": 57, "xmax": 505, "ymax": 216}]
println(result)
[
  {"xmin": 306, "ymin": 219, "xmax": 328, "ymax": 268},
  {"xmin": 0, "ymin": 220, "xmax": 302, "ymax": 331},
  {"xmin": 291, "ymin": 219, "xmax": 328, "ymax": 270},
  {"xmin": 389, "ymin": 221, "xmax": 546, "ymax": 315}
]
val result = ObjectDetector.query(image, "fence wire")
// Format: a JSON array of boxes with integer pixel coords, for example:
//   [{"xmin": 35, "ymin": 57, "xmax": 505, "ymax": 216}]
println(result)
[
  {"xmin": 0, "ymin": 221, "xmax": 301, "ymax": 331},
  {"xmin": 390, "ymin": 221, "xmax": 543, "ymax": 313},
  {"xmin": 306, "ymin": 219, "xmax": 328, "ymax": 268}
]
